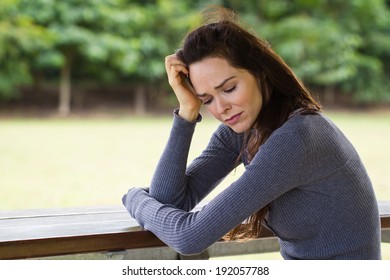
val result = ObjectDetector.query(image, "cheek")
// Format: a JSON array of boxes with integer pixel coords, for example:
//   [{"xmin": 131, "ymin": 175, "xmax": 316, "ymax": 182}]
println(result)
[
  {"xmin": 244, "ymin": 85, "xmax": 262, "ymax": 113},
  {"xmin": 205, "ymin": 105, "xmax": 221, "ymax": 120}
]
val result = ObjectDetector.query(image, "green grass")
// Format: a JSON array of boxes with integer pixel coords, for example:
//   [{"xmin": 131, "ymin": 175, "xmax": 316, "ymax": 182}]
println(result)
[
  {"xmin": 0, "ymin": 116, "xmax": 175, "ymax": 209},
  {"xmin": 0, "ymin": 109, "xmax": 389, "ymax": 259}
]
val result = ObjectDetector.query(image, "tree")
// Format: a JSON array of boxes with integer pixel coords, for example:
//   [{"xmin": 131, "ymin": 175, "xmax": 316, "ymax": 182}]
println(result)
[
  {"xmin": 213, "ymin": 0, "xmax": 390, "ymax": 103},
  {"xmin": 17, "ymin": 0, "xmax": 144, "ymax": 115},
  {"xmin": 2, "ymin": 0, "xmax": 389, "ymax": 108},
  {"xmin": 0, "ymin": 0, "xmax": 52, "ymax": 99},
  {"xmin": 13, "ymin": 0, "xmax": 200, "ymax": 115},
  {"xmin": 121, "ymin": 0, "xmax": 200, "ymax": 114}
]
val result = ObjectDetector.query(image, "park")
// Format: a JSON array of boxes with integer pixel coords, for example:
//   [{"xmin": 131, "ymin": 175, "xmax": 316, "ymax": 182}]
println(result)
[{"xmin": 1, "ymin": 0, "xmax": 389, "ymax": 261}]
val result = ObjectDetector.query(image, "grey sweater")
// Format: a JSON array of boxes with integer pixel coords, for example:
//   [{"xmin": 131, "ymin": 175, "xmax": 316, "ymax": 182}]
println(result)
[{"xmin": 122, "ymin": 110, "xmax": 381, "ymax": 259}]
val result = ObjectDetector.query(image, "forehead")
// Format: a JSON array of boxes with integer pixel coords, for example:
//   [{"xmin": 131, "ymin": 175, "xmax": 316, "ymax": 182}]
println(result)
[{"xmin": 189, "ymin": 57, "xmax": 239, "ymax": 86}]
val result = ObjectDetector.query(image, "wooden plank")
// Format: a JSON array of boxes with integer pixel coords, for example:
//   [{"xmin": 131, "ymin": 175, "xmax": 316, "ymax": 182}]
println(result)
[
  {"xmin": 381, "ymin": 215, "xmax": 390, "ymax": 229},
  {"xmin": 0, "ymin": 205, "xmax": 123, "ymax": 219},
  {"xmin": 0, "ymin": 201, "xmax": 389, "ymax": 260},
  {"xmin": 0, "ymin": 206, "xmax": 137, "ymax": 242},
  {"xmin": 0, "ymin": 212, "xmax": 133, "ymax": 231},
  {"xmin": 378, "ymin": 201, "xmax": 390, "ymax": 228},
  {"xmin": 0, "ymin": 231, "xmax": 165, "ymax": 259}
]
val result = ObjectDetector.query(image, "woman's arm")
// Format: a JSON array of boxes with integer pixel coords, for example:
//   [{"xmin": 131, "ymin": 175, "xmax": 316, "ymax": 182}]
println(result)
[
  {"xmin": 123, "ymin": 129, "xmax": 306, "ymax": 255},
  {"xmin": 149, "ymin": 109, "xmax": 242, "ymax": 211}
]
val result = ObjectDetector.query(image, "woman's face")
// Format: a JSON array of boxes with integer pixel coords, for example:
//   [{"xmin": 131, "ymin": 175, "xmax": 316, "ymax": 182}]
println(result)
[{"xmin": 189, "ymin": 57, "xmax": 263, "ymax": 133}]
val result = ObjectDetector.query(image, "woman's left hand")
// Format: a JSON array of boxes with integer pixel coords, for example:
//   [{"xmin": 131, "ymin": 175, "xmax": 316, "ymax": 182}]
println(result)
[{"xmin": 165, "ymin": 54, "xmax": 202, "ymax": 122}]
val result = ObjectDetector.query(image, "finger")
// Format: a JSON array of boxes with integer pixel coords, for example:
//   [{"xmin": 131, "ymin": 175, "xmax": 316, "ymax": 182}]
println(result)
[
  {"xmin": 168, "ymin": 65, "xmax": 186, "ymax": 86},
  {"xmin": 166, "ymin": 63, "xmax": 187, "ymax": 78},
  {"xmin": 165, "ymin": 54, "xmax": 183, "ymax": 64},
  {"xmin": 167, "ymin": 65, "xmax": 189, "ymax": 85},
  {"xmin": 173, "ymin": 64, "xmax": 189, "ymax": 76},
  {"xmin": 165, "ymin": 55, "xmax": 187, "ymax": 72},
  {"xmin": 166, "ymin": 62, "xmax": 188, "ymax": 75}
]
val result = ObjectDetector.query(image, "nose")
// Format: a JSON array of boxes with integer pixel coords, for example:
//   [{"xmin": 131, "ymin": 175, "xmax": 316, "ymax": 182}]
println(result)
[{"xmin": 215, "ymin": 96, "xmax": 231, "ymax": 115}]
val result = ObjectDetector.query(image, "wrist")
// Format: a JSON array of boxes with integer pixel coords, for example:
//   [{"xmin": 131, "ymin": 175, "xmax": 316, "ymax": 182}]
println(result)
[{"xmin": 178, "ymin": 107, "xmax": 200, "ymax": 123}]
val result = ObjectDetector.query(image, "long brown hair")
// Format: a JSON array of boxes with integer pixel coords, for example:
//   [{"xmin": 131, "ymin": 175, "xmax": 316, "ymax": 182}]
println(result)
[{"xmin": 177, "ymin": 7, "xmax": 321, "ymax": 240}]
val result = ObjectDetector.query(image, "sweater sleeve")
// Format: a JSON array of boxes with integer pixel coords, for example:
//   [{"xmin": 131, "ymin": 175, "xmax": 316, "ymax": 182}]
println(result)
[
  {"xmin": 122, "ymin": 129, "xmax": 306, "ymax": 255},
  {"xmin": 148, "ymin": 109, "xmax": 240, "ymax": 211}
]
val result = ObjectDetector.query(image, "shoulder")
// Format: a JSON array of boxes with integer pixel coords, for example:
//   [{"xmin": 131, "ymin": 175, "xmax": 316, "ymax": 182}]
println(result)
[
  {"xmin": 277, "ymin": 112, "xmax": 357, "ymax": 162},
  {"xmin": 265, "ymin": 112, "xmax": 346, "ymax": 155},
  {"xmin": 276, "ymin": 112, "xmax": 342, "ymax": 139}
]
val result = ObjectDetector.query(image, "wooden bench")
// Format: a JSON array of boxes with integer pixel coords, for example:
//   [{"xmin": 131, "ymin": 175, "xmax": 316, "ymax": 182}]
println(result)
[{"xmin": 1, "ymin": 201, "xmax": 389, "ymax": 260}]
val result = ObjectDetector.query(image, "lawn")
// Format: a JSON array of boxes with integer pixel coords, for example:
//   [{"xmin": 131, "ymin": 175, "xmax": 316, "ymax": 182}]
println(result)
[{"xmin": 0, "ymin": 109, "xmax": 389, "ymax": 259}]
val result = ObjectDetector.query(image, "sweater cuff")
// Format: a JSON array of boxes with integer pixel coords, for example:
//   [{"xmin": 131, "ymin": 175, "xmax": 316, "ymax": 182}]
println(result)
[
  {"xmin": 122, "ymin": 187, "xmax": 150, "ymax": 227},
  {"xmin": 173, "ymin": 108, "xmax": 202, "ymax": 124}
]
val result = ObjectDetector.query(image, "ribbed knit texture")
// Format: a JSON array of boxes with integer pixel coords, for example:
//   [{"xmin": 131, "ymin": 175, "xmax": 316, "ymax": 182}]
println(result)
[{"xmin": 122, "ymin": 110, "xmax": 381, "ymax": 259}]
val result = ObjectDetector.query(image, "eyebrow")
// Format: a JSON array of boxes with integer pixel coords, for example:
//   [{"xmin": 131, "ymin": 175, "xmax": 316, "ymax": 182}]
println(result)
[{"xmin": 196, "ymin": 76, "xmax": 236, "ymax": 97}]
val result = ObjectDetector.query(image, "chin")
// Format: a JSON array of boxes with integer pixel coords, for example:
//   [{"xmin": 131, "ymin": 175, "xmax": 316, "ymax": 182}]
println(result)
[{"xmin": 229, "ymin": 124, "xmax": 249, "ymax": 134}]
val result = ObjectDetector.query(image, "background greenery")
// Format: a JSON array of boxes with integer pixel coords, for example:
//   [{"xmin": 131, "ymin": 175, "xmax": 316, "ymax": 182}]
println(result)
[{"xmin": 1, "ymin": 0, "xmax": 389, "ymax": 115}]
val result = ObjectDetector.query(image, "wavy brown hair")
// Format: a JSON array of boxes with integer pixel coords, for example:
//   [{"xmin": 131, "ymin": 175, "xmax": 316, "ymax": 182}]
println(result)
[{"xmin": 177, "ymin": 7, "xmax": 321, "ymax": 241}]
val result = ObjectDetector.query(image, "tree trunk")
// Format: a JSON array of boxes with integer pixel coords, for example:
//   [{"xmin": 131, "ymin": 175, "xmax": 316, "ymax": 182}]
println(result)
[
  {"xmin": 58, "ymin": 52, "xmax": 73, "ymax": 116},
  {"xmin": 134, "ymin": 84, "xmax": 147, "ymax": 115}
]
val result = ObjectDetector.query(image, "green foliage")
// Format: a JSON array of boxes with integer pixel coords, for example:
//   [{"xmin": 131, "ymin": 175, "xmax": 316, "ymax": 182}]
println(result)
[
  {"xmin": 0, "ymin": 0, "xmax": 53, "ymax": 98},
  {"xmin": 18, "ymin": 0, "xmax": 138, "ymax": 74},
  {"xmin": 0, "ymin": 0, "xmax": 389, "ymax": 104},
  {"xmin": 219, "ymin": 0, "xmax": 390, "ymax": 103},
  {"xmin": 10, "ymin": 0, "xmax": 199, "ymax": 84}
]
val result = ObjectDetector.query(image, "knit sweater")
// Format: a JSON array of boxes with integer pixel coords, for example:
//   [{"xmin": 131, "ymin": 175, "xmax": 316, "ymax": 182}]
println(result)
[{"xmin": 122, "ymin": 110, "xmax": 381, "ymax": 259}]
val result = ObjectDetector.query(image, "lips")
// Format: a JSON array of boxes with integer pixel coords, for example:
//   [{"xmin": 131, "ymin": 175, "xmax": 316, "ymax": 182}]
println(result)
[{"xmin": 225, "ymin": 112, "xmax": 243, "ymax": 125}]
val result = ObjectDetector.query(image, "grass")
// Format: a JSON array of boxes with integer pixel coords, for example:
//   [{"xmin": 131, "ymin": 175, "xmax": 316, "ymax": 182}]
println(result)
[{"xmin": 0, "ymin": 109, "xmax": 389, "ymax": 259}]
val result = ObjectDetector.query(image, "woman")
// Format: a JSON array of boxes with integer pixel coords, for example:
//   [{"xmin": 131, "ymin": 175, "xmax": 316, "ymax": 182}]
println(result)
[{"xmin": 122, "ymin": 9, "xmax": 381, "ymax": 259}]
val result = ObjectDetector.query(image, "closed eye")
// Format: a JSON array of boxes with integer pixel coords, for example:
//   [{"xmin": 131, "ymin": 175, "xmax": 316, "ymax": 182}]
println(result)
[
  {"xmin": 203, "ymin": 98, "xmax": 213, "ymax": 105},
  {"xmin": 224, "ymin": 85, "xmax": 236, "ymax": 94},
  {"xmin": 199, "ymin": 84, "xmax": 236, "ymax": 105}
]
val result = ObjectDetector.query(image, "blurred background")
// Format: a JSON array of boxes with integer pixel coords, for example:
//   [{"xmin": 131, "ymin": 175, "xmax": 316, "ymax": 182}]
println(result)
[{"xmin": 0, "ymin": 0, "xmax": 389, "ymax": 209}]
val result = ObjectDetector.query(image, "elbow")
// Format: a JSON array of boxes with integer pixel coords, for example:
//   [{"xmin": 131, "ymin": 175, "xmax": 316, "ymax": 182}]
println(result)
[
  {"xmin": 168, "ymin": 232, "xmax": 212, "ymax": 256},
  {"xmin": 173, "ymin": 243, "xmax": 209, "ymax": 256}
]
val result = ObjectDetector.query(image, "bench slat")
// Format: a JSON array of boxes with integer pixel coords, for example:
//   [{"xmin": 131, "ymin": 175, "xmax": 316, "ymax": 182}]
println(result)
[{"xmin": 1, "ymin": 202, "xmax": 389, "ymax": 259}]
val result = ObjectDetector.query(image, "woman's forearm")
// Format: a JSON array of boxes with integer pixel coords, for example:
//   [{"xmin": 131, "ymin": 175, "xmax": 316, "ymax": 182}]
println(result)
[{"xmin": 148, "ymin": 110, "xmax": 201, "ymax": 209}]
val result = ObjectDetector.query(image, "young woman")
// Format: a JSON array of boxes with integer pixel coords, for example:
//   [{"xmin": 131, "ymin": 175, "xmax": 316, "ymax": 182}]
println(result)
[{"xmin": 122, "ymin": 9, "xmax": 381, "ymax": 259}]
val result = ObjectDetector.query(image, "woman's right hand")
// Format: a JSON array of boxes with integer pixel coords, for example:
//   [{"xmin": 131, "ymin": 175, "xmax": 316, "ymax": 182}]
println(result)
[{"xmin": 165, "ymin": 54, "xmax": 202, "ymax": 122}]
